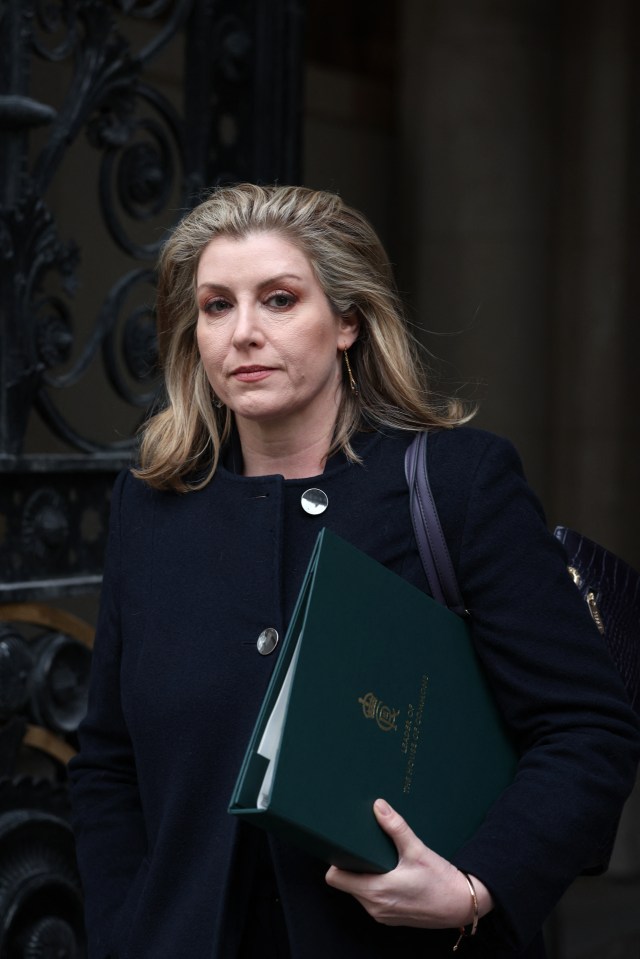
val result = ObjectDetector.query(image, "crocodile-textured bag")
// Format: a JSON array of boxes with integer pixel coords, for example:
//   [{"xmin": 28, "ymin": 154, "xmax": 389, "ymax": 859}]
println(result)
[
  {"xmin": 405, "ymin": 432, "xmax": 640, "ymax": 716},
  {"xmin": 552, "ymin": 526, "xmax": 640, "ymax": 714}
]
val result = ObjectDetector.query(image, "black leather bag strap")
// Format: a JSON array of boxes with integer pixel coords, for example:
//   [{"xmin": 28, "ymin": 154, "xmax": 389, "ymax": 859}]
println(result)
[{"xmin": 404, "ymin": 431, "xmax": 467, "ymax": 618}]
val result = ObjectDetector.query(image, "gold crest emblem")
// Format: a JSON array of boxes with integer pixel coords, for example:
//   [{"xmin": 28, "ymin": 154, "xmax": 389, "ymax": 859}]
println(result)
[{"xmin": 358, "ymin": 692, "xmax": 399, "ymax": 732}]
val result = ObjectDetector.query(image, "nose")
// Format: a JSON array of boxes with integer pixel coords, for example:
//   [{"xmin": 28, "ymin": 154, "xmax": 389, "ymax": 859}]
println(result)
[{"xmin": 231, "ymin": 301, "xmax": 265, "ymax": 349}]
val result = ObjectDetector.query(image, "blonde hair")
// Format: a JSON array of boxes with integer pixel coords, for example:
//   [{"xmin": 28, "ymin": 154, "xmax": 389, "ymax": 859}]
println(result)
[{"xmin": 135, "ymin": 183, "xmax": 472, "ymax": 491}]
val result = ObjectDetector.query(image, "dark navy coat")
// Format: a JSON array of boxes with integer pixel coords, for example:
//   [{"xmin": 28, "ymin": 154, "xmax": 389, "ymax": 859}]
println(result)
[{"xmin": 69, "ymin": 427, "xmax": 640, "ymax": 959}]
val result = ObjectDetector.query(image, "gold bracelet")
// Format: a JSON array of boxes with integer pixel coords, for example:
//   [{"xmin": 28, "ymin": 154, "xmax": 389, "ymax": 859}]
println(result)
[{"xmin": 452, "ymin": 872, "xmax": 479, "ymax": 952}]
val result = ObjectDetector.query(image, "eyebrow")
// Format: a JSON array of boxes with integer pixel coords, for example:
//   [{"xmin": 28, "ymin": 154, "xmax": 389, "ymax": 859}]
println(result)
[{"xmin": 196, "ymin": 273, "xmax": 305, "ymax": 295}]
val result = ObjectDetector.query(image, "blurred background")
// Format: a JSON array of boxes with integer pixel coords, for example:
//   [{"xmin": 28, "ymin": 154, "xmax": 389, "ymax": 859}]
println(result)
[{"xmin": 0, "ymin": 1, "xmax": 638, "ymax": 956}]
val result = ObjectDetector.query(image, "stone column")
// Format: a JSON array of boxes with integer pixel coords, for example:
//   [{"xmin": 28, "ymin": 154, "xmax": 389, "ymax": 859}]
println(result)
[
  {"xmin": 396, "ymin": 0, "xmax": 555, "ymax": 497},
  {"xmin": 549, "ymin": 0, "xmax": 638, "ymax": 566}
]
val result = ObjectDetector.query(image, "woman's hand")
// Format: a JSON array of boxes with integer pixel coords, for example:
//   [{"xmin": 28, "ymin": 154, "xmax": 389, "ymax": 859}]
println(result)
[{"xmin": 325, "ymin": 798, "xmax": 494, "ymax": 928}]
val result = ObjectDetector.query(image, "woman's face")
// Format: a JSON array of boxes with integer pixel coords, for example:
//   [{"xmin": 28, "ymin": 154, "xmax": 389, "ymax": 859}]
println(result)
[{"xmin": 195, "ymin": 231, "xmax": 359, "ymax": 437}]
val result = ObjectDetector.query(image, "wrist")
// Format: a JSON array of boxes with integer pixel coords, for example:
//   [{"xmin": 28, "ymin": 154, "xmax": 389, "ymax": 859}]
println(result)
[
  {"xmin": 453, "ymin": 871, "xmax": 493, "ymax": 952},
  {"xmin": 465, "ymin": 872, "xmax": 494, "ymax": 919}
]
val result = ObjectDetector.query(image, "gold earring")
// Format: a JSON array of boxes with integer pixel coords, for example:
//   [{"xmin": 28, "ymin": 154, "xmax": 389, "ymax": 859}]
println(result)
[{"xmin": 343, "ymin": 348, "xmax": 359, "ymax": 396}]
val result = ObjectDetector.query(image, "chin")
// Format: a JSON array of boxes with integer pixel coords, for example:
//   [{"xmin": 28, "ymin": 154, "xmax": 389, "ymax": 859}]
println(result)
[{"xmin": 232, "ymin": 403, "xmax": 284, "ymax": 423}]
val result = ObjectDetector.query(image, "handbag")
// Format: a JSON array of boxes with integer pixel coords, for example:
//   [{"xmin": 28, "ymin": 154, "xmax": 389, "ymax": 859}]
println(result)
[
  {"xmin": 552, "ymin": 526, "xmax": 640, "ymax": 714},
  {"xmin": 404, "ymin": 431, "xmax": 640, "ymax": 716}
]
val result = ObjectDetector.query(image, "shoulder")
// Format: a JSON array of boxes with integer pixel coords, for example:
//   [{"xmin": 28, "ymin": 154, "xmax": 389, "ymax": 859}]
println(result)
[
  {"xmin": 114, "ymin": 466, "xmax": 191, "ymax": 509},
  {"xmin": 111, "ymin": 463, "xmax": 245, "ymax": 550},
  {"xmin": 424, "ymin": 426, "xmax": 528, "ymax": 514},
  {"xmin": 428, "ymin": 425, "xmax": 523, "ymax": 478},
  {"xmin": 108, "ymin": 467, "xmax": 187, "ymax": 540},
  {"xmin": 365, "ymin": 425, "xmax": 527, "ymax": 506},
  {"xmin": 430, "ymin": 423, "xmax": 530, "ymax": 493},
  {"xmin": 420, "ymin": 426, "xmax": 546, "ymax": 571},
  {"xmin": 111, "ymin": 466, "xmax": 156, "ymax": 517}
]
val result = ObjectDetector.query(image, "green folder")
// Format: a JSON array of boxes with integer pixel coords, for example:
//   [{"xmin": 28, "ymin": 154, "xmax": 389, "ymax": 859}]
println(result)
[{"xmin": 228, "ymin": 528, "xmax": 518, "ymax": 873}]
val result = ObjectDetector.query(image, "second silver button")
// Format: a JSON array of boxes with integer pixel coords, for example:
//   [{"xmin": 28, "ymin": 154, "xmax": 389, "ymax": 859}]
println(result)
[{"xmin": 257, "ymin": 627, "xmax": 279, "ymax": 655}]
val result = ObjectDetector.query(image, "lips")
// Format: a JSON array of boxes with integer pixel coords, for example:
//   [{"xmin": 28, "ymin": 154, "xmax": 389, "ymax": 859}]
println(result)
[{"xmin": 231, "ymin": 365, "xmax": 274, "ymax": 383}]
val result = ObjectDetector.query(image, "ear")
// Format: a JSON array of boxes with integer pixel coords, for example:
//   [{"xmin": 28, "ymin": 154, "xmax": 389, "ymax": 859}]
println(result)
[{"xmin": 338, "ymin": 308, "xmax": 360, "ymax": 350}]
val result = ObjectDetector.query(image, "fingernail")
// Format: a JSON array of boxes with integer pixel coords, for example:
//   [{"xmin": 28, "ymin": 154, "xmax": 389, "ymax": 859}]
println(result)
[{"xmin": 374, "ymin": 798, "xmax": 391, "ymax": 816}]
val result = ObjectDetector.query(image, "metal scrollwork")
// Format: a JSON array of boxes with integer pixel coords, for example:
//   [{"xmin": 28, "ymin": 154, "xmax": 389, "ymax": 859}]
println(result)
[
  {"xmin": 1, "ymin": 0, "xmax": 303, "ymax": 948},
  {"xmin": 33, "ymin": 267, "xmax": 158, "ymax": 452},
  {"xmin": 1, "ymin": 470, "xmax": 113, "ymax": 596},
  {"xmin": 31, "ymin": 0, "xmax": 79, "ymax": 62},
  {"xmin": 1, "ymin": 0, "xmax": 196, "ymax": 457},
  {"xmin": 35, "ymin": 300, "xmax": 75, "ymax": 372},
  {"xmin": 22, "ymin": 488, "xmax": 71, "ymax": 558},
  {"xmin": 0, "ymin": 0, "xmax": 304, "ymax": 593},
  {"xmin": 0, "ymin": 187, "xmax": 79, "ymax": 454},
  {"xmin": 99, "ymin": 87, "xmax": 184, "ymax": 259},
  {"xmin": 216, "ymin": 15, "xmax": 253, "ymax": 84},
  {"xmin": 102, "ymin": 269, "xmax": 158, "ymax": 406}
]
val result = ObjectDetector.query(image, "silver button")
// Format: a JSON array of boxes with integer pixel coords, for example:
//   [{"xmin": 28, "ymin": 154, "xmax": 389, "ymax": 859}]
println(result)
[
  {"xmin": 301, "ymin": 488, "xmax": 328, "ymax": 515},
  {"xmin": 257, "ymin": 628, "xmax": 279, "ymax": 655}
]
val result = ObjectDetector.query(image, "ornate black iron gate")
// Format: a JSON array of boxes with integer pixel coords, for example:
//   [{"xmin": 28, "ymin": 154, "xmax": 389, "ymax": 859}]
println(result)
[{"xmin": 0, "ymin": 1, "xmax": 304, "ymax": 953}]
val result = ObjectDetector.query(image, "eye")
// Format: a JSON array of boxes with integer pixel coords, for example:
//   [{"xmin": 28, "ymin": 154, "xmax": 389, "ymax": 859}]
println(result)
[
  {"xmin": 202, "ymin": 297, "xmax": 232, "ymax": 315},
  {"xmin": 265, "ymin": 291, "xmax": 296, "ymax": 310}
]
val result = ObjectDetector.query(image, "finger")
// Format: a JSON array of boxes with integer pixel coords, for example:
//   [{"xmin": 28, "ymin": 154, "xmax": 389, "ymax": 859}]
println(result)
[
  {"xmin": 326, "ymin": 864, "xmax": 356, "ymax": 892},
  {"xmin": 325, "ymin": 865, "xmax": 340, "ymax": 887},
  {"xmin": 373, "ymin": 798, "xmax": 423, "ymax": 860},
  {"xmin": 325, "ymin": 864, "xmax": 374, "ymax": 894}
]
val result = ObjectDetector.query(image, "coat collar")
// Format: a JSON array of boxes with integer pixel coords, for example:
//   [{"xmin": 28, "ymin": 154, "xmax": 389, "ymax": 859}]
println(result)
[{"xmin": 220, "ymin": 425, "xmax": 382, "ymax": 481}]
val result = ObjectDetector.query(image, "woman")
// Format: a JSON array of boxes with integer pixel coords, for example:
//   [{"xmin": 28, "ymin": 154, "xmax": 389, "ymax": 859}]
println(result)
[{"xmin": 69, "ymin": 184, "xmax": 640, "ymax": 959}]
